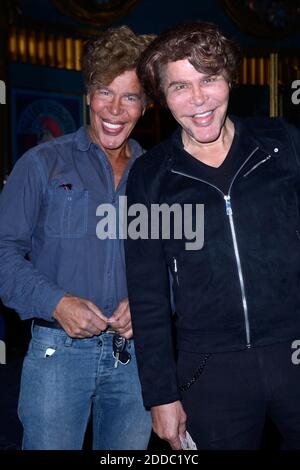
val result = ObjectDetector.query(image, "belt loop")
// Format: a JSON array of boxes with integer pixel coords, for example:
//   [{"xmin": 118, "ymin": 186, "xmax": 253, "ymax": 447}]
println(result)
[
  {"xmin": 30, "ymin": 319, "xmax": 35, "ymax": 337},
  {"xmin": 64, "ymin": 335, "xmax": 73, "ymax": 347}
]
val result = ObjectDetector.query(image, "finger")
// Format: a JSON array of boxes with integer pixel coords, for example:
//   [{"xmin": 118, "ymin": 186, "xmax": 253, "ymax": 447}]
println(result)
[
  {"xmin": 115, "ymin": 325, "xmax": 131, "ymax": 336},
  {"xmin": 108, "ymin": 312, "xmax": 123, "ymax": 325},
  {"xmin": 179, "ymin": 421, "xmax": 187, "ymax": 437},
  {"xmin": 107, "ymin": 316, "xmax": 119, "ymax": 324},
  {"xmin": 73, "ymin": 313, "xmax": 106, "ymax": 336},
  {"xmin": 89, "ymin": 316, "xmax": 107, "ymax": 333},
  {"xmin": 112, "ymin": 312, "xmax": 131, "ymax": 329},
  {"xmin": 65, "ymin": 324, "xmax": 94, "ymax": 338},
  {"xmin": 169, "ymin": 436, "xmax": 182, "ymax": 450},
  {"xmin": 119, "ymin": 314, "xmax": 131, "ymax": 327},
  {"xmin": 114, "ymin": 316, "xmax": 131, "ymax": 330},
  {"xmin": 121, "ymin": 328, "xmax": 133, "ymax": 340},
  {"xmin": 75, "ymin": 331, "xmax": 94, "ymax": 339},
  {"xmin": 85, "ymin": 301, "xmax": 107, "ymax": 321},
  {"xmin": 111, "ymin": 299, "xmax": 128, "ymax": 319},
  {"xmin": 106, "ymin": 318, "xmax": 120, "ymax": 332},
  {"xmin": 107, "ymin": 316, "xmax": 129, "ymax": 330},
  {"xmin": 116, "ymin": 322, "xmax": 132, "ymax": 336}
]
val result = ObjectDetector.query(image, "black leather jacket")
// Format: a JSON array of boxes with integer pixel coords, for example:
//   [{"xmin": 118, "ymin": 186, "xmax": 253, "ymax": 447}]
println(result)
[{"xmin": 125, "ymin": 116, "xmax": 300, "ymax": 408}]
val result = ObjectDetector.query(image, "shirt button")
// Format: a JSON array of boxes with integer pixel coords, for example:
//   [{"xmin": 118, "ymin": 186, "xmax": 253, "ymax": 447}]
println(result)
[{"xmin": 98, "ymin": 340, "xmax": 103, "ymax": 347}]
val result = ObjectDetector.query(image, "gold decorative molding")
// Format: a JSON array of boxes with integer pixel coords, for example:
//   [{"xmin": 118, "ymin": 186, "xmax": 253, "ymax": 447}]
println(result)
[
  {"xmin": 222, "ymin": 0, "xmax": 300, "ymax": 39},
  {"xmin": 8, "ymin": 26, "xmax": 84, "ymax": 70},
  {"xmin": 51, "ymin": 0, "xmax": 140, "ymax": 26},
  {"xmin": 269, "ymin": 53, "xmax": 278, "ymax": 117},
  {"xmin": 8, "ymin": 26, "xmax": 300, "ymax": 92}
]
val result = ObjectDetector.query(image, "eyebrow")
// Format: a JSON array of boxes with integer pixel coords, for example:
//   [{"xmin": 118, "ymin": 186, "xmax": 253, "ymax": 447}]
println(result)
[
  {"xmin": 95, "ymin": 85, "xmax": 111, "ymax": 92},
  {"xmin": 96, "ymin": 87, "xmax": 142, "ymax": 99},
  {"xmin": 167, "ymin": 80, "xmax": 189, "ymax": 89},
  {"xmin": 167, "ymin": 74, "xmax": 218, "ymax": 89}
]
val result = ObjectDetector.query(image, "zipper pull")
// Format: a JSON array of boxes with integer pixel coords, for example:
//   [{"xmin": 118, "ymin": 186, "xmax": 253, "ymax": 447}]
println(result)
[
  {"xmin": 173, "ymin": 257, "xmax": 179, "ymax": 286},
  {"xmin": 173, "ymin": 257, "xmax": 177, "ymax": 273},
  {"xmin": 224, "ymin": 195, "xmax": 232, "ymax": 215}
]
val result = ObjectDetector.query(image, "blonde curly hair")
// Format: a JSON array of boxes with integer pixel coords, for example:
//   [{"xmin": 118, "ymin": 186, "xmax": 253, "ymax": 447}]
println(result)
[{"xmin": 81, "ymin": 26, "xmax": 155, "ymax": 93}]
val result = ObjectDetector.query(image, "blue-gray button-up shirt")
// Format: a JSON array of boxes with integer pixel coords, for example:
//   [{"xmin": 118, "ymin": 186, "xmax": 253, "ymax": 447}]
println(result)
[{"xmin": 0, "ymin": 127, "xmax": 143, "ymax": 321}]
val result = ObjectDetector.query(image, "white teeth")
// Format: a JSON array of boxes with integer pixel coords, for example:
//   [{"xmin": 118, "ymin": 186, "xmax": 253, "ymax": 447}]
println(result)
[
  {"xmin": 193, "ymin": 111, "xmax": 213, "ymax": 118},
  {"xmin": 103, "ymin": 121, "xmax": 123, "ymax": 129}
]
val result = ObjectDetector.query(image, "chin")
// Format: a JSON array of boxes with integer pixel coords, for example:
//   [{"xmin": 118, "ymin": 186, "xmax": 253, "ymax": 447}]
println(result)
[
  {"xmin": 191, "ymin": 129, "xmax": 221, "ymax": 144},
  {"xmin": 102, "ymin": 136, "xmax": 126, "ymax": 150}
]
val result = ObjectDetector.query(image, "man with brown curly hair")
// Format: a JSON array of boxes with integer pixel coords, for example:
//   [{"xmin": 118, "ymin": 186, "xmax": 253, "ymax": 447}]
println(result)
[
  {"xmin": 126, "ymin": 21, "xmax": 300, "ymax": 450},
  {"xmin": 0, "ymin": 26, "xmax": 153, "ymax": 449}
]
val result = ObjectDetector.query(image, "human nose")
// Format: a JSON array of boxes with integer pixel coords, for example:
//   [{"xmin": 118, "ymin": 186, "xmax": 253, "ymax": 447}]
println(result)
[
  {"xmin": 108, "ymin": 95, "xmax": 123, "ymax": 115},
  {"xmin": 190, "ymin": 85, "xmax": 205, "ymax": 106}
]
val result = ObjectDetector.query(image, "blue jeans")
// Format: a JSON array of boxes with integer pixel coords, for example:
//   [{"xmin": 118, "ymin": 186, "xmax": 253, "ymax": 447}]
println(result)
[{"xmin": 18, "ymin": 325, "xmax": 151, "ymax": 450}]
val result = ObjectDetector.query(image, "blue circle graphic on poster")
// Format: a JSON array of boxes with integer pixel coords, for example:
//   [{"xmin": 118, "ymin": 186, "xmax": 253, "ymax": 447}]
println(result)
[
  {"xmin": 12, "ymin": 90, "xmax": 83, "ymax": 162},
  {"xmin": 18, "ymin": 99, "xmax": 76, "ymax": 143}
]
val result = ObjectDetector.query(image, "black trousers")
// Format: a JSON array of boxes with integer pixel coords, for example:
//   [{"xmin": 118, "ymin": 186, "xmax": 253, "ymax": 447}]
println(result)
[{"xmin": 177, "ymin": 340, "xmax": 300, "ymax": 449}]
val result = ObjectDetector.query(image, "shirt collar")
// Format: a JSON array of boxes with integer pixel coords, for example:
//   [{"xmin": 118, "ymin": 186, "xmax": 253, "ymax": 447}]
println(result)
[
  {"xmin": 74, "ymin": 126, "xmax": 93, "ymax": 151},
  {"xmin": 74, "ymin": 126, "xmax": 144, "ymax": 164}
]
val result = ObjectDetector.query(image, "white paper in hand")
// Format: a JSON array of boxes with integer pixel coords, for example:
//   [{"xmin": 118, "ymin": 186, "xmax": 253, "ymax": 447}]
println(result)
[{"xmin": 179, "ymin": 431, "xmax": 197, "ymax": 450}]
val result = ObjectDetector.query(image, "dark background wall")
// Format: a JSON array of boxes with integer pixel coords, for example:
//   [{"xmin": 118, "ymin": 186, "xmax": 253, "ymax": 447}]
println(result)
[
  {"xmin": 21, "ymin": 0, "xmax": 300, "ymax": 48},
  {"xmin": 3, "ymin": 0, "xmax": 300, "ymax": 170}
]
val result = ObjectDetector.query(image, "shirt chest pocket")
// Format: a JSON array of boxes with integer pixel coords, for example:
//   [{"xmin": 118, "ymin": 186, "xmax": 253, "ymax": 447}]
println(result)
[{"xmin": 44, "ymin": 189, "xmax": 88, "ymax": 238}]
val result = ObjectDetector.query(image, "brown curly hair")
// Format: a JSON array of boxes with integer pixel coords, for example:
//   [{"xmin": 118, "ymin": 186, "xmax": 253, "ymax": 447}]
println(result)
[
  {"xmin": 81, "ymin": 26, "xmax": 155, "ymax": 94},
  {"xmin": 136, "ymin": 21, "xmax": 241, "ymax": 106}
]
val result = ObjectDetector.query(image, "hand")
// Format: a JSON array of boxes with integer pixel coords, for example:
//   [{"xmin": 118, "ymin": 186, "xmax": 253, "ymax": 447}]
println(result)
[
  {"xmin": 53, "ymin": 294, "xmax": 108, "ymax": 338},
  {"xmin": 151, "ymin": 401, "xmax": 187, "ymax": 450},
  {"xmin": 107, "ymin": 298, "xmax": 133, "ymax": 339}
]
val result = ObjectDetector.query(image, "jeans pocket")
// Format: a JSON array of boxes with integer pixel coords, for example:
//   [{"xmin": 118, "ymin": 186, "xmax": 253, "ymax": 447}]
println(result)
[
  {"xmin": 26, "ymin": 338, "xmax": 59, "ymax": 360},
  {"xmin": 26, "ymin": 325, "xmax": 69, "ymax": 360},
  {"xmin": 44, "ymin": 188, "xmax": 88, "ymax": 238}
]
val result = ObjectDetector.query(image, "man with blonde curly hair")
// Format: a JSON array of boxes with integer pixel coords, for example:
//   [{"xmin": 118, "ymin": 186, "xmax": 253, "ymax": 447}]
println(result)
[{"xmin": 0, "ymin": 26, "xmax": 154, "ymax": 450}]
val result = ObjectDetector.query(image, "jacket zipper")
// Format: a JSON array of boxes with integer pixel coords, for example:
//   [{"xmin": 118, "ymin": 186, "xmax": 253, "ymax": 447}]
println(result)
[{"xmin": 171, "ymin": 146, "xmax": 259, "ymax": 348}]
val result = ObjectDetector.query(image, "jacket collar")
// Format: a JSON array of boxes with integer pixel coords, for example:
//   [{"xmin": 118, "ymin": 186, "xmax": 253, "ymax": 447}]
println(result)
[
  {"xmin": 169, "ymin": 115, "xmax": 282, "ymax": 177},
  {"xmin": 232, "ymin": 116, "xmax": 283, "ymax": 157}
]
